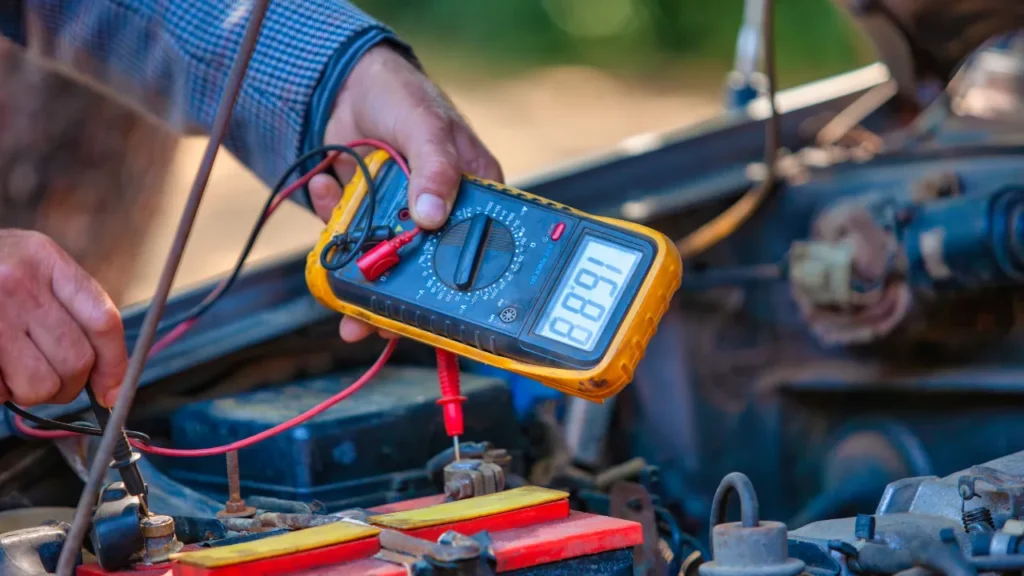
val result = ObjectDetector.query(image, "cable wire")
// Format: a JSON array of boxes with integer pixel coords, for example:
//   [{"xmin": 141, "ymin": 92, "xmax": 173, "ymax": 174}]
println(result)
[
  {"xmin": 129, "ymin": 339, "xmax": 396, "ymax": 457},
  {"xmin": 6, "ymin": 402, "xmax": 151, "ymax": 442},
  {"xmin": 675, "ymin": 0, "xmax": 780, "ymax": 260},
  {"xmin": 13, "ymin": 139, "xmax": 415, "ymax": 459},
  {"xmin": 11, "ymin": 141, "xmax": 401, "ymax": 440},
  {"xmin": 57, "ymin": 3, "xmax": 271, "ymax": 571}
]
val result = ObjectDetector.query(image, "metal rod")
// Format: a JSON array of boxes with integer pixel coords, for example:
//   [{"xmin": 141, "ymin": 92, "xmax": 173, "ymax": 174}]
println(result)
[
  {"xmin": 56, "ymin": 2, "xmax": 271, "ymax": 572},
  {"xmin": 226, "ymin": 451, "xmax": 242, "ymax": 503}
]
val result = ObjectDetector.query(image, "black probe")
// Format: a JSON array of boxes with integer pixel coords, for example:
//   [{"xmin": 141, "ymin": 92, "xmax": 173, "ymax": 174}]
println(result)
[
  {"xmin": 57, "ymin": 0, "xmax": 271, "ymax": 571},
  {"xmin": 84, "ymin": 385, "xmax": 150, "ymax": 515}
]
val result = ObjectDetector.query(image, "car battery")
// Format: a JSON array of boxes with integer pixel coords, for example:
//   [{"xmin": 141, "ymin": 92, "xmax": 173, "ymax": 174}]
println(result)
[
  {"xmin": 76, "ymin": 487, "xmax": 642, "ymax": 576},
  {"xmin": 157, "ymin": 366, "xmax": 524, "ymax": 510}
]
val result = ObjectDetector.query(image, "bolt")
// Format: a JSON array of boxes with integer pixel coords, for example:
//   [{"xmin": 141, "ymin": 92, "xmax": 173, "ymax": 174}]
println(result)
[
  {"xmin": 854, "ymin": 514, "xmax": 876, "ymax": 540},
  {"xmin": 484, "ymin": 449, "xmax": 511, "ymax": 469},
  {"xmin": 828, "ymin": 540, "xmax": 858, "ymax": 557},
  {"xmin": 444, "ymin": 476, "xmax": 474, "ymax": 501},
  {"xmin": 217, "ymin": 451, "xmax": 256, "ymax": 519}
]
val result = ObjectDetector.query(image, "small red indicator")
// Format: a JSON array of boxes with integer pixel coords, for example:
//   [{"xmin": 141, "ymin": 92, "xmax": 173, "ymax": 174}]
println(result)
[{"xmin": 550, "ymin": 222, "xmax": 566, "ymax": 241}]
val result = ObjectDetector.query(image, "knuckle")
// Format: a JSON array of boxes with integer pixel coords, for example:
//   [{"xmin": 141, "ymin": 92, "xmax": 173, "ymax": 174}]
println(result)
[
  {"xmin": 68, "ymin": 343, "xmax": 97, "ymax": 382},
  {"xmin": 88, "ymin": 301, "xmax": 124, "ymax": 339},
  {"xmin": 421, "ymin": 160, "xmax": 460, "ymax": 195},
  {"xmin": 12, "ymin": 372, "xmax": 59, "ymax": 406}
]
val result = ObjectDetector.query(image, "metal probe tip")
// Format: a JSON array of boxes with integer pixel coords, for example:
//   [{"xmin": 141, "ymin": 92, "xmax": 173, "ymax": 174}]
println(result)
[{"xmin": 453, "ymin": 436, "xmax": 461, "ymax": 461}]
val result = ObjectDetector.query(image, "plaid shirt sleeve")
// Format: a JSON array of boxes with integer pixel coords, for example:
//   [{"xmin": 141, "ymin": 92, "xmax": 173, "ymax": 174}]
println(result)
[{"xmin": 12, "ymin": 0, "xmax": 411, "ymax": 207}]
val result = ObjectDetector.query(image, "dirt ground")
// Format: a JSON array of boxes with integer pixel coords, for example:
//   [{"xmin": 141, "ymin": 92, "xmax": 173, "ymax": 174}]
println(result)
[{"xmin": 123, "ymin": 66, "xmax": 722, "ymax": 305}]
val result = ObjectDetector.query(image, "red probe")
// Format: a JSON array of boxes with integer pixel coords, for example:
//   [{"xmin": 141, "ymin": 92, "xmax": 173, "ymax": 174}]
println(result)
[
  {"xmin": 353, "ymin": 192, "xmax": 466, "ymax": 459},
  {"xmin": 434, "ymin": 349, "xmax": 466, "ymax": 459}
]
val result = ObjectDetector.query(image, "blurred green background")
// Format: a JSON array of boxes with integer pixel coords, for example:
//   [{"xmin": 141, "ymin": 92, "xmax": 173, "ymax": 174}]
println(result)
[
  {"xmin": 354, "ymin": 0, "xmax": 874, "ymax": 88},
  {"xmin": 123, "ymin": 1, "xmax": 883, "ymax": 304}
]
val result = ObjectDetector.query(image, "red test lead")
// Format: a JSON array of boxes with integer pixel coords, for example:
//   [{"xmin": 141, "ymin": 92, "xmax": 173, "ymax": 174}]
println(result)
[
  {"xmin": 435, "ymin": 349, "xmax": 466, "ymax": 460},
  {"xmin": 356, "ymin": 228, "xmax": 420, "ymax": 281}
]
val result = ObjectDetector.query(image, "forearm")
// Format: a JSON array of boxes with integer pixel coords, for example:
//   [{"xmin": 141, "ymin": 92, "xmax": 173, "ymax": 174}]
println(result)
[{"xmin": 18, "ymin": 0, "xmax": 408, "ymax": 201}]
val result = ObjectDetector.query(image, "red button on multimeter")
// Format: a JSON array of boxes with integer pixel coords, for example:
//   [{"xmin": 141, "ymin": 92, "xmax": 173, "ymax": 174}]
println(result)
[
  {"xmin": 550, "ymin": 222, "xmax": 566, "ymax": 241},
  {"xmin": 307, "ymin": 151, "xmax": 682, "ymax": 401}
]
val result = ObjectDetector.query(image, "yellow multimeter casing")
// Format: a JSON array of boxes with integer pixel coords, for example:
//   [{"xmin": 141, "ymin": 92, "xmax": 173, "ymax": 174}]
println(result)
[{"xmin": 305, "ymin": 151, "xmax": 682, "ymax": 402}]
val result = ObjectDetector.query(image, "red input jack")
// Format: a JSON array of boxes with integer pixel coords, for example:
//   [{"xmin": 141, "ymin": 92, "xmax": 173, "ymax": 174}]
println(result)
[{"xmin": 356, "ymin": 228, "xmax": 420, "ymax": 281}]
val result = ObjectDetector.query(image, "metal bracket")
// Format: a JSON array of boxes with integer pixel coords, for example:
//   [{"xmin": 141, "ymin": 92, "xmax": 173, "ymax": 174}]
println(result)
[
  {"xmin": 375, "ymin": 529, "xmax": 496, "ymax": 575},
  {"xmin": 443, "ymin": 460, "xmax": 505, "ymax": 501},
  {"xmin": 609, "ymin": 481, "xmax": 666, "ymax": 576},
  {"xmin": 958, "ymin": 465, "xmax": 1024, "ymax": 516}
]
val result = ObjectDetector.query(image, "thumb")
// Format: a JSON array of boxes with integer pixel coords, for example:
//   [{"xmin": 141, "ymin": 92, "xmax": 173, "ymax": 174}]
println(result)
[
  {"xmin": 310, "ymin": 174, "xmax": 344, "ymax": 223},
  {"xmin": 397, "ymin": 117, "xmax": 461, "ymax": 230}
]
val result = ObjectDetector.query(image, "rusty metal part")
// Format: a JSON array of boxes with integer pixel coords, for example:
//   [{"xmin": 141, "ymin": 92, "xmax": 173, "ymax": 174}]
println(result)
[
  {"xmin": 377, "ymin": 529, "xmax": 481, "ymax": 565},
  {"xmin": 376, "ymin": 529, "xmax": 496, "ymax": 575},
  {"xmin": 217, "ymin": 517, "xmax": 264, "ymax": 533},
  {"xmin": 255, "ymin": 513, "xmax": 342, "ymax": 530},
  {"xmin": 482, "ymin": 448, "xmax": 511, "ymax": 471},
  {"xmin": 443, "ymin": 460, "xmax": 505, "ymax": 501},
  {"xmin": 140, "ymin": 515, "xmax": 182, "ymax": 565},
  {"xmin": 789, "ymin": 196, "xmax": 912, "ymax": 346},
  {"xmin": 58, "ymin": 1, "xmax": 273, "ymax": 572},
  {"xmin": 217, "ymin": 512, "xmax": 344, "ymax": 533},
  {"xmin": 699, "ymin": 472, "xmax": 805, "ymax": 576},
  {"xmin": 609, "ymin": 482, "xmax": 665, "ymax": 576},
  {"xmin": 217, "ymin": 451, "xmax": 256, "ymax": 519}
]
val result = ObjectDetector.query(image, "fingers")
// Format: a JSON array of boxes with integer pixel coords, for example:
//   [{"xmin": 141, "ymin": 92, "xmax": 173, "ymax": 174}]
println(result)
[
  {"xmin": 339, "ymin": 317, "xmax": 399, "ymax": 343},
  {"xmin": 310, "ymin": 174, "xmax": 345, "ymax": 223},
  {"xmin": 453, "ymin": 124, "xmax": 504, "ymax": 183},
  {"xmin": 27, "ymin": 299, "xmax": 95, "ymax": 405},
  {"xmin": 395, "ymin": 115, "xmax": 462, "ymax": 230},
  {"xmin": 0, "ymin": 331, "xmax": 60, "ymax": 407},
  {"xmin": 48, "ymin": 251, "xmax": 127, "ymax": 408}
]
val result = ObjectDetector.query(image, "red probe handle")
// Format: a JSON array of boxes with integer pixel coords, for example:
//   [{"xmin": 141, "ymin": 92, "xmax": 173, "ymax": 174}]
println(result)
[
  {"xmin": 357, "ymin": 229, "xmax": 420, "ymax": 281},
  {"xmin": 435, "ymin": 349, "xmax": 465, "ymax": 437}
]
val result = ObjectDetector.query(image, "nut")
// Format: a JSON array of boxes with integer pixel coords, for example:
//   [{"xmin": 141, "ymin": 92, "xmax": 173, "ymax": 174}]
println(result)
[{"xmin": 140, "ymin": 515, "xmax": 183, "ymax": 565}]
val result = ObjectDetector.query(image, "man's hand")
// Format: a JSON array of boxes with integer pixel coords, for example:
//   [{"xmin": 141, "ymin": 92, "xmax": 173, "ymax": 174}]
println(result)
[
  {"xmin": 0, "ymin": 230, "xmax": 127, "ymax": 408},
  {"xmin": 310, "ymin": 45, "xmax": 503, "ymax": 343}
]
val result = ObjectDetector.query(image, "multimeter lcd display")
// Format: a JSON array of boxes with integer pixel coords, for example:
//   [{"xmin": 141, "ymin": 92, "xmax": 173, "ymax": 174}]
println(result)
[{"xmin": 536, "ymin": 236, "xmax": 642, "ymax": 352}]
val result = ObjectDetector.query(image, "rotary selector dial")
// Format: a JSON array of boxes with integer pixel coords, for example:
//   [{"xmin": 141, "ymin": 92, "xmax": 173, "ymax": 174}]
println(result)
[{"xmin": 434, "ymin": 214, "xmax": 516, "ymax": 291}]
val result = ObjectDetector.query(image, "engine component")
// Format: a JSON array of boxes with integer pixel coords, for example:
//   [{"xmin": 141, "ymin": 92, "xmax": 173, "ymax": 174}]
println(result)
[
  {"xmin": 442, "ymin": 460, "xmax": 506, "ymax": 501},
  {"xmin": 782, "ymin": 450, "xmax": 1024, "ymax": 574},
  {"xmin": 216, "ymin": 451, "xmax": 255, "ymax": 519},
  {"xmin": 161, "ymin": 366, "xmax": 523, "ymax": 511},
  {"xmin": 0, "ymin": 522, "xmax": 75, "ymax": 576},
  {"xmin": 699, "ymin": 472, "xmax": 805, "ymax": 576},
  {"xmin": 791, "ymin": 182, "xmax": 1024, "ymax": 345},
  {"xmin": 139, "ymin": 514, "xmax": 181, "ymax": 564},
  {"xmin": 375, "ymin": 529, "xmax": 497, "ymax": 575},
  {"xmin": 88, "ymin": 482, "xmax": 144, "ymax": 571},
  {"xmin": 609, "ymin": 481, "xmax": 666, "ymax": 575}
]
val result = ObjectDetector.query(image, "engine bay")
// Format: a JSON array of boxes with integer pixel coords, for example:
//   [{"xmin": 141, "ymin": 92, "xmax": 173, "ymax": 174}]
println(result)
[{"xmin": 6, "ymin": 4, "xmax": 1024, "ymax": 574}]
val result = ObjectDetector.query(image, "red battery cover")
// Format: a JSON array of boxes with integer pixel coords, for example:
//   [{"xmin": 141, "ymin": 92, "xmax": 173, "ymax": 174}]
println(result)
[{"xmin": 297, "ymin": 511, "xmax": 645, "ymax": 576}]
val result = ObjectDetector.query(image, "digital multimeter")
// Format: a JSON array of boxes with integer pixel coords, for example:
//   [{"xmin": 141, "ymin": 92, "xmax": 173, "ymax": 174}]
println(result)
[{"xmin": 306, "ymin": 151, "xmax": 682, "ymax": 401}]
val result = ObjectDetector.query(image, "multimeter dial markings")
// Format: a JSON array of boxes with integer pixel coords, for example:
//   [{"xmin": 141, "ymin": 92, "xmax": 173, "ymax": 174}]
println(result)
[
  {"xmin": 421, "ymin": 203, "xmax": 529, "ymax": 306},
  {"xmin": 434, "ymin": 214, "xmax": 515, "ymax": 291}
]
